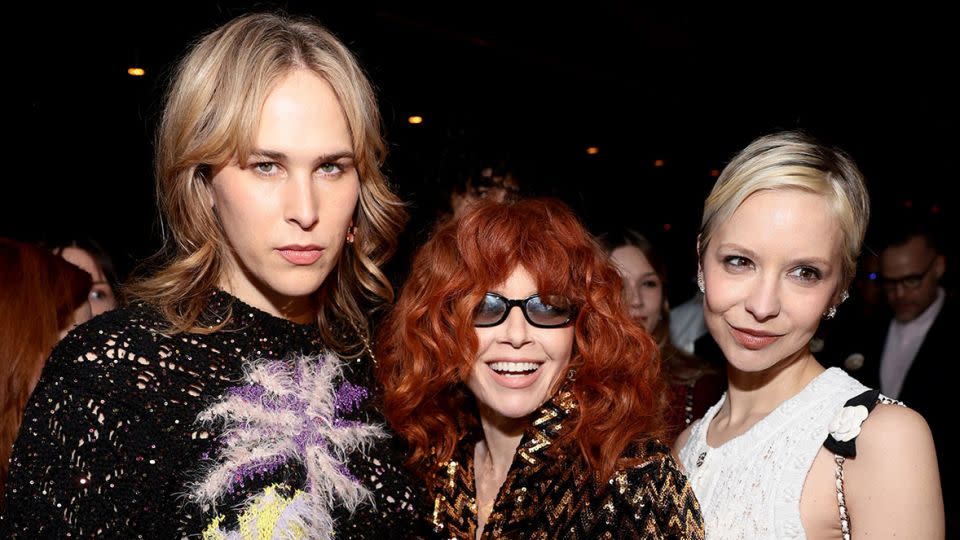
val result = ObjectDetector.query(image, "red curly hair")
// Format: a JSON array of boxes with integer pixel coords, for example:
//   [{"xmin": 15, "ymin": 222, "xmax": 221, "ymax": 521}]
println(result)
[{"xmin": 377, "ymin": 198, "xmax": 665, "ymax": 484}]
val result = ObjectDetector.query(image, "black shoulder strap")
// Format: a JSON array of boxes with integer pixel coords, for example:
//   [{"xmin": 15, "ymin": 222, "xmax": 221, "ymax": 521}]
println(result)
[{"xmin": 823, "ymin": 388, "xmax": 880, "ymax": 458}]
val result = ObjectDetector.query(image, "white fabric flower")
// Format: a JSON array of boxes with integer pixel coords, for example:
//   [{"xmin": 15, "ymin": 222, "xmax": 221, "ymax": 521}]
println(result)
[{"xmin": 829, "ymin": 405, "xmax": 869, "ymax": 442}]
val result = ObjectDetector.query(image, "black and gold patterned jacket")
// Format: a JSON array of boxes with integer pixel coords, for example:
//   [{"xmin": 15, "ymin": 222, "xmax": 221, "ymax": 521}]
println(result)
[{"xmin": 429, "ymin": 390, "xmax": 704, "ymax": 539}]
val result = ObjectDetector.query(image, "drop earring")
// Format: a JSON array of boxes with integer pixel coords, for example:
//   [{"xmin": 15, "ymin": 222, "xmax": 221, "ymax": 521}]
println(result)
[
  {"xmin": 346, "ymin": 225, "xmax": 357, "ymax": 244},
  {"xmin": 825, "ymin": 291, "xmax": 850, "ymax": 320},
  {"xmin": 697, "ymin": 270, "xmax": 705, "ymax": 294}
]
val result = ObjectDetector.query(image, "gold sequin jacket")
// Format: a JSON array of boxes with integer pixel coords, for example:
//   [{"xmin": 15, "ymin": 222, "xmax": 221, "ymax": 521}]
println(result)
[{"xmin": 428, "ymin": 390, "xmax": 704, "ymax": 539}]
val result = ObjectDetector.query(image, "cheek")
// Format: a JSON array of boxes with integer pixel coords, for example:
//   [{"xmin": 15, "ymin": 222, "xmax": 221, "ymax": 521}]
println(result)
[
  {"xmin": 703, "ymin": 286, "xmax": 735, "ymax": 316},
  {"xmin": 213, "ymin": 184, "xmax": 265, "ymax": 236},
  {"xmin": 543, "ymin": 328, "xmax": 575, "ymax": 364},
  {"xmin": 212, "ymin": 174, "xmax": 252, "ymax": 209},
  {"xmin": 645, "ymin": 288, "xmax": 663, "ymax": 312},
  {"xmin": 794, "ymin": 294, "xmax": 834, "ymax": 329},
  {"xmin": 326, "ymin": 177, "xmax": 361, "ymax": 221}
]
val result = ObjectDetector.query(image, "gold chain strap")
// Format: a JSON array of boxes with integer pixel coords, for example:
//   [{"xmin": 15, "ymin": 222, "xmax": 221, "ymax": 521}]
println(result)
[{"xmin": 834, "ymin": 454, "xmax": 851, "ymax": 540}]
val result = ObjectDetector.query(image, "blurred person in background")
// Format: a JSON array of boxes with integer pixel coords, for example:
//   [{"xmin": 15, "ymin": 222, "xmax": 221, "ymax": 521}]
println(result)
[
  {"xmin": 45, "ymin": 236, "xmax": 121, "ymax": 315},
  {"xmin": 0, "ymin": 238, "xmax": 92, "ymax": 494},
  {"xmin": 605, "ymin": 228, "xmax": 723, "ymax": 442}
]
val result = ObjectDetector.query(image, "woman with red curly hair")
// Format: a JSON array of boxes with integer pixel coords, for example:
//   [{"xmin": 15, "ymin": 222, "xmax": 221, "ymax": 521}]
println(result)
[{"xmin": 378, "ymin": 198, "xmax": 704, "ymax": 538}]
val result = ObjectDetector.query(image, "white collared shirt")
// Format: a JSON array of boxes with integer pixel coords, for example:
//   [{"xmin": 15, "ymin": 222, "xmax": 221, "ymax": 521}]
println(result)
[
  {"xmin": 670, "ymin": 292, "xmax": 708, "ymax": 355},
  {"xmin": 880, "ymin": 287, "xmax": 945, "ymax": 398}
]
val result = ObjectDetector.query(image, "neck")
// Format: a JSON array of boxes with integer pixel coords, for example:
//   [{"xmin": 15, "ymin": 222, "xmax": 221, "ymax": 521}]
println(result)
[
  {"xmin": 219, "ymin": 276, "xmax": 318, "ymax": 325},
  {"xmin": 476, "ymin": 404, "xmax": 526, "ymax": 476},
  {"xmin": 722, "ymin": 347, "xmax": 824, "ymax": 426}
]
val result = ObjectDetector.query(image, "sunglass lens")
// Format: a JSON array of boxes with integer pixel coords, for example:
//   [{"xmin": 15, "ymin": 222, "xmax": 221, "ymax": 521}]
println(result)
[
  {"xmin": 526, "ymin": 295, "xmax": 573, "ymax": 326},
  {"xmin": 474, "ymin": 294, "xmax": 506, "ymax": 326}
]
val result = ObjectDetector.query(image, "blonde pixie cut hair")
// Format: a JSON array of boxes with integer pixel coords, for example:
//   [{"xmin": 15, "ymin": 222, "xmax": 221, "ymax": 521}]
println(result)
[
  {"xmin": 127, "ymin": 12, "xmax": 407, "ymax": 353},
  {"xmin": 699, "ymin": 131, "xmax": 870, "ymax": 294}
]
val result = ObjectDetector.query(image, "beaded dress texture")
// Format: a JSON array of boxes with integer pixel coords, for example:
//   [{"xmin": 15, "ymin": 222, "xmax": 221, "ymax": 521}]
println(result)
[
  {"xmin": 429, "ymin": 389, "xmax": 705, "ymax": 539},
  {"xmin": 0, "ymin": 290, "xmax": 427, "ymax": 538}
]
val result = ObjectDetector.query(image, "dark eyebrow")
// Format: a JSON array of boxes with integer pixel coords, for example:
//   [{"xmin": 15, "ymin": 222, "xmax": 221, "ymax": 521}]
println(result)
[{"xmin": 249, "ymin": 149, "xmax": 355, "ymax": 163}]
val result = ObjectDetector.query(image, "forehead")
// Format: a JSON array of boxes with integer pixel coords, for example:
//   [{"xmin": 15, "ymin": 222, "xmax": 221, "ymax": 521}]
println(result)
[
  {"xmin": 491, "ymin": 265, "xmax": 537, "ymax": 295},
  {"xmin": 880, "ymin": 236, "xmax": 934, "ymax": 272},
  {"xmin": 714, "ymin": 190, "xmax": 841, "ymax": 259},
  {"xmin": 60, "ymin": 246, "xmax": 105, "ymax": 281},
  {"xmin": 610, "ymin": 245, "xmax": 654, "ymax": 276},
  {"xmin": 254, "ymin": 69, "xmax": 351, "ymax": 151}
]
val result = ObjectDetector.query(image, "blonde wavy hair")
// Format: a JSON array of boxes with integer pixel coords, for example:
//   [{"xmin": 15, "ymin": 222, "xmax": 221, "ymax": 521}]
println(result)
[
  {"xmin": 699, "ymin": 130, "xmax": 870, "ymax": 295},
  {"xmin": 126, "ymin": 12, "xmax": 407, "ymax": 354}
]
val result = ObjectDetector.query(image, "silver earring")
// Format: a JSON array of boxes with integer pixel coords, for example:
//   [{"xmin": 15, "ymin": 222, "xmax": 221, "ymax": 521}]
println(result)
[
  {"xmin": 697, "ymin": 270, "xmax": 705, "ymax": 294},
  {"xmin": 825, "ymin": 291, "xmax": 849, "ymax": 320}
]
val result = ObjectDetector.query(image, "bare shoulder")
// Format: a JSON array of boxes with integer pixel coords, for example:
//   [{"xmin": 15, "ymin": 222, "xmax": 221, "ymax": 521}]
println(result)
[
  {"xmin": 842, "ymin": 402, "xmax": 944, "ymax": 538},
  {"xmin": 855, "ymin": 402, "xmax": 934, "ymax": 456}
]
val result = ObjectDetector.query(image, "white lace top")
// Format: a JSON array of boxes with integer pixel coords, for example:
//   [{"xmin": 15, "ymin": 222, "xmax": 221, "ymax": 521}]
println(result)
[{"xmin": 677, "ymin": 368, "xmax": 868, "ymax": 539}]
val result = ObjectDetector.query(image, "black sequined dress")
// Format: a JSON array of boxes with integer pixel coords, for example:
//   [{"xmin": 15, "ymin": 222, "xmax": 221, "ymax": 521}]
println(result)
[{"xmin": 1, "ymin": 290, "xmax": 427, "ymax": 538}]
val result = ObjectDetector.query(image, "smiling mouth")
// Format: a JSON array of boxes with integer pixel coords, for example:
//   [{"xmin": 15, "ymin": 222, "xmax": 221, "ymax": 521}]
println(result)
[{"xmin": 488, "ymin": 361, "xmax": 541, "ymax": 377}]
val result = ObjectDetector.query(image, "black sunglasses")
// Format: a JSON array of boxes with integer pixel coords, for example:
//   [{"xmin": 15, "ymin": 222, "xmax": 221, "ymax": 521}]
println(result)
[{"xmin": 473, "ymin": 292, "xmax": 577, "ymax": 328}]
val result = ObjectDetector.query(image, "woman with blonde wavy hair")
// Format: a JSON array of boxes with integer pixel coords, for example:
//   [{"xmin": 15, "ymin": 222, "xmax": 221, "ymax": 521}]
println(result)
[{"xmin": 1, "ymin": 12, "xmax": 425, "ymax": 538}]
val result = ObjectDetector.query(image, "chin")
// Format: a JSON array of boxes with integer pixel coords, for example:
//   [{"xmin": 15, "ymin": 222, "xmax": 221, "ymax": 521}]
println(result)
[
  {"xmin": 268, "ymin": 273, "xmax": 329, "ymax": 299},
  {"xmin": 725, "ymin": 357, "xmax": 777, "ymax": 374},
  {"xmin": 489, "ymin": 402, "xmax": 541, "ymax": 420},
  {"xmin": 480, "ymin": 391, "xmax": 549, "ymax": 420},
  {"xmin": 723, "ymin": 344, "xmax": 808, "ymax": 375}
]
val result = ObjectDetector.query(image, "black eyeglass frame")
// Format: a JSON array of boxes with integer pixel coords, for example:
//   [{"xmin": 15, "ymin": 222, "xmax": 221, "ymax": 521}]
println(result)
[
  {"xmin": 473, "ymin": 292, "xmax": 577, "ymax": 328},
  {"xmin": 879, "ymin": 255, "xmax": 939, "ymax": 291}
]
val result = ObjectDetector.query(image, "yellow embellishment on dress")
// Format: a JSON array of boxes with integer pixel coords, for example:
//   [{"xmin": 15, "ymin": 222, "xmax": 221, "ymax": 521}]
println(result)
[{"xmin": 203, "ymin": 484, "xmax": 307, "ymax": 539}]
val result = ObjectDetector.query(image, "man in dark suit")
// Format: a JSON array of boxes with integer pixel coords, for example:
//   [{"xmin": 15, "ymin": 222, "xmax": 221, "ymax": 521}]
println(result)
[{"xmin": 838, "ymin": 218, "xmax": 954, "ymax": 536}]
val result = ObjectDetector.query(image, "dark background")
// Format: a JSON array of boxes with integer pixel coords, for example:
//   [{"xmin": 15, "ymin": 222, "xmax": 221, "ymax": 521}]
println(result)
[{"xmin": 3, "ymin": 2, "xmax": 955, "ymax": 304}]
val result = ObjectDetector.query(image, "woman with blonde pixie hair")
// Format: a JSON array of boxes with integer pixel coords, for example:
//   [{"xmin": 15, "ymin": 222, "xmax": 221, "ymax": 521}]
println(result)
[
  {"xmin": 675, "ymin": 131, "xmax": 943, "ymax": 538},
  {"xmin": 2, "ymin": 12, "xmax": 424, "ymax": 538}
]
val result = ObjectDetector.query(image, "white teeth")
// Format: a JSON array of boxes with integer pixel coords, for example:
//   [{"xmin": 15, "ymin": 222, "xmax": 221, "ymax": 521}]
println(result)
[{"xmin": 489, "ymin": 362, "xmax": 540, "ymax": 373}]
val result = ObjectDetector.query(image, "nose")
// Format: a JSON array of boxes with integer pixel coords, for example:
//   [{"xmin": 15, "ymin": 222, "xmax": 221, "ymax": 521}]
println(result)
[
  {"xmin": 744, "ymin": 273, "xmax": 781, "ymax": 322},
  {"xmin": 499, "ymin": 304, "xmax": 533, "ymax": 347},
  {"xmin": 890, "ymin": 282, "xmax": 910, "ymax": 299},
  {"xmin": 622, "ymin": 281, "xmax": 643, "ymax": 307},
  {"xmin": 283, "ymin": 173, "xmax": 320, "ymax": 230}
]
